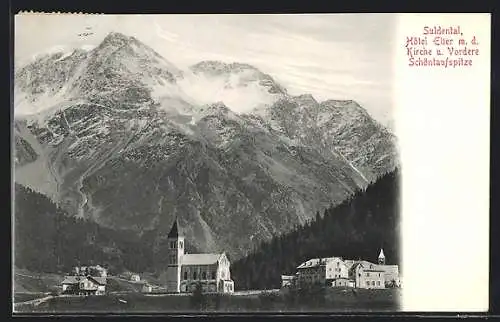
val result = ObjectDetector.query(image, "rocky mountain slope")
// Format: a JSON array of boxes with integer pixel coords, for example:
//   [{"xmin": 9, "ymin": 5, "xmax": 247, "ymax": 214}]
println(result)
[{"xmin": 14, "ymin": 32, "xmax": 398, "ymax": 259}]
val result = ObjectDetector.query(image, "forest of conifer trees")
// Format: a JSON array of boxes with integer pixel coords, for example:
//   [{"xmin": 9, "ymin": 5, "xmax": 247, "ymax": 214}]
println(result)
[
  {"xmin": 230, "ymin": 168, "xmax": 401, "ymax": 290},
  {"xmin": 13, "ymin": 184, "xmax": 156, "ymax": 274},
  {"xmin": 14, "ymin": 167, "xmax": 400, "ymax": 290}
]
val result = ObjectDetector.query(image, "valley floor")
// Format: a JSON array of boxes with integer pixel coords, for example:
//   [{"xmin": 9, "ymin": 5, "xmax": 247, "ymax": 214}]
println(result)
[
  {"xmin": 14, "ymin": 288, "xmax": 402, "ymax": 313},
  {"xmin": 12, "ymin": 269, "xmax": 401, "ymax": 313}
]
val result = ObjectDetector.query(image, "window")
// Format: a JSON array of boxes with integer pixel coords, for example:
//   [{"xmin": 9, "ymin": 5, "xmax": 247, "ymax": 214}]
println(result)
[
  {"xmin": 170, "ymin": 241, "xmax": 176, "ymax": 249},
  {"xmin": 202, "ymin": 272, "xmax": 206, "ymax": 279},
  {"xmin": 372, "ymin": 281, "xmax": 375, "ymax": 286},
  {"xmin": 179, "ymin": 241, "xmax": 183, "ymax": 249},
  {"xmin": 366, "ymin": 272, "xmax": 369, "ymax": 277},
  {"xmin": 379, "ymin": 273, "xmax": 381, "ymax": 277},
  {"xmin": 212, "ymin": 271, "xmax": 216, "ymax": 279},
  {"xmin": 337, "ymin": 262, "xmax": 339, "ymax": 267},
  {"xmin": 377, "ymin": 281, "xmax": 380, "ymax": 286},
  {"xmin": 193, "ymin": 272, "xmax": 197, "ymax": 280},
  {"xmin": 184, "ymin": 271, "xmax": 188, "ymax": 280}
]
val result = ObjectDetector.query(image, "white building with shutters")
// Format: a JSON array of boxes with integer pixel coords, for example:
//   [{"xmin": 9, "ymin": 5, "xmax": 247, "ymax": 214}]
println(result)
[{"xmin": 291, "ymin": 249, "xmax": 401, "ymax": 289}]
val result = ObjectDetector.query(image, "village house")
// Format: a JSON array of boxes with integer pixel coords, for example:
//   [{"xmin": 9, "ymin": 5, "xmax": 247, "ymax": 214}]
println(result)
[
  {"xmin": 347, "ymin": 261, "xmax": 385, "ymax": 289},
  {"xmin": 142, "ymin": 283, "xmax": 153, "ymax": 293},
  {"xmin": 161, "ymin": 217, "xmax": 235, "ymax": 294},
  {"xmin": 285, "ymin": 249, "xmax": 401, "ymax": 289},
  {"xmin": 130, "ymin": 274, "xmax": 141, "ymax": 282},
  {"xmin": 62, "ymin": 264, "xmax": 108, "ymax": 295},
  {"xmin": 281, "ymin": 275, "xmax": 296, "ymax": 288},
  {"xmin": 61, "ymin": 275, "xmax": 107, "ymax": 295}
]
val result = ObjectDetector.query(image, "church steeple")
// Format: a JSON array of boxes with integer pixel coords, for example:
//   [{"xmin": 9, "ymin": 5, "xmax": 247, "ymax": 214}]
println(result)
[
  {"xmin": 165, "ymin": 216, "xmax": 184, "ymax": 293},
  {"xmin": 168, "ymin": 216, "xmax": 181, "ymax": 238},
  {"xmin": 378, "ymin": 248, "xmax": 386, "ymax": 265}
]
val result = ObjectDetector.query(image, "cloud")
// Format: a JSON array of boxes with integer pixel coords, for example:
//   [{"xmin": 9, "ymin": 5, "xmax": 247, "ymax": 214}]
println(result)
[{"xmin": 154, "ymin": 21, "xmax": 179, "ymax": 42}]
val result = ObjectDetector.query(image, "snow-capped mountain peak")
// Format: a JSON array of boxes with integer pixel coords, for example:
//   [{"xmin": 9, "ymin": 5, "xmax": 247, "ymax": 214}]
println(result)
[
  {"xmin": 177, "ymin": 60, "xmax": 287, "ymax": 113},
  {"xmin": 14, "ymin": 32, "xmax": 398, "ymax": 260}
]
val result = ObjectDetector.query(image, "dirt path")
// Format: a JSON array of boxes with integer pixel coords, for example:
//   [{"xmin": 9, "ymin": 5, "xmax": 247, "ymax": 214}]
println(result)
[
  {"xmin": 13, "ymin": 295, "xmax": 54, "ymax": 310},
  {"xmin": 14, "ymin": 272, "xmax": 48, "ymax": 279},
  {"xmin": 232, "ymin": 289, "xmax": 280, "ymax": 296}
]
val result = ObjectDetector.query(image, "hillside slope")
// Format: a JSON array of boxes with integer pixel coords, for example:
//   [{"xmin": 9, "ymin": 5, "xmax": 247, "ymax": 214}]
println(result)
[
  {"xmin": 231, "ymin": 168, "xmax": 401, "ymax": 290},
  {"xmin": 14, "ymin": 32, "xmax": 398, "ymax": 259}
]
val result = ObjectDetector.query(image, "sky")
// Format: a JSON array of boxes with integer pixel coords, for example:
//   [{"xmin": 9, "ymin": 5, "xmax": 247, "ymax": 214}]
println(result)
[{"xmin": 15, "ymin": 14, "xmax": 396, "ymax": 127}]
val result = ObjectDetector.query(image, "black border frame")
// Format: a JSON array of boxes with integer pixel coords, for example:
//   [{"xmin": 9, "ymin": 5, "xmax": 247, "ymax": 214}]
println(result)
[{"xmin": 6, "ymin": 0, "xmax": 499, "ymax": 320}]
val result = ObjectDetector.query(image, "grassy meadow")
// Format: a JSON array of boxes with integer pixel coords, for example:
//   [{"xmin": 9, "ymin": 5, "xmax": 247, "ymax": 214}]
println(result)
[{"xmin": 15, "ymin": 287, "xmax": 401, "ymax": 313}]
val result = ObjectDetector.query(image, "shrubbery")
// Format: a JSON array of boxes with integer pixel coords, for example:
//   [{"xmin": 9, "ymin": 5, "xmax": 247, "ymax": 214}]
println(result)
[{"xmin": 189, "ymin": 283, "xmax": 207, "ymax": 311}]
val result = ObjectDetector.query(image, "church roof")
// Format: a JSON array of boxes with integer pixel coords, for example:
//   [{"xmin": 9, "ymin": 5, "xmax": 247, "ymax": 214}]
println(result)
[
  {"xmin": 182, "ymin": 253, "xmax": 223, "ymax": 265},
  {"xmin": 167, "ymin": 217, "xmax": 183, "ymax": 238}
]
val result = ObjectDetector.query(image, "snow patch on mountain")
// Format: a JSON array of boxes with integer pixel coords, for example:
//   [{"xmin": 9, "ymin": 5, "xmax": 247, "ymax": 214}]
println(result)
[
  {"xmin": 30, "ymin": 45, "xmax": 69, "ymax": 60},
  {"xmin": 13, "ymin": 32, "xmax": 399, "ymax": 260},
  {"xmin": 14, "ymin": 86, "xmax": 80, "ymax": 123},
  {"xmin": 176, "ymin": 70, "xmax": 281, "ymax": 113}
]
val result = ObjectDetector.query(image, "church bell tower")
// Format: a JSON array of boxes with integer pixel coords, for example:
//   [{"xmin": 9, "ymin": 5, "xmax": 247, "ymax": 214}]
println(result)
[
  {"xmin": 378, "ymin": 248, "xmax": 386, "ymax": 265},
  {"xmin": 166, "ymin": 217, "xmax": 184, "ymax": 293}
]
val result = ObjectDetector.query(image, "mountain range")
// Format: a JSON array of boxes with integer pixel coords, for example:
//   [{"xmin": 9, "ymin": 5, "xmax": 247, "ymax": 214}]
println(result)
[{"xmin": 14, "ymin": 32, "xmax": 398, "ymax": 260}]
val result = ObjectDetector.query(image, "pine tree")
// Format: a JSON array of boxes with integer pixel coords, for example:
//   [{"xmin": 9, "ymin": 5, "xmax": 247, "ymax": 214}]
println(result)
[
  {"xmin": 230, "ymin": 168, "xmax": 401, "ymax": 290},
  {"xmin": 13, "ymin": 183, "xmax": 155, "ymax": 274}
]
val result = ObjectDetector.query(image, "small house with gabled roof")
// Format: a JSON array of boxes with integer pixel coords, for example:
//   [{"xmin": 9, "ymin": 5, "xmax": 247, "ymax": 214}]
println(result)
[{"xmin": 61, "ymin": 275, "xmax": 107, "ymax": 295}]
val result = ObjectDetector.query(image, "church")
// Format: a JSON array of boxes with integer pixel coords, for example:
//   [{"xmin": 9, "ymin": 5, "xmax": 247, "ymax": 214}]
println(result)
[{"xmin": 161, "ymin": 218, "xmax": 235, "ymax": 294}]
